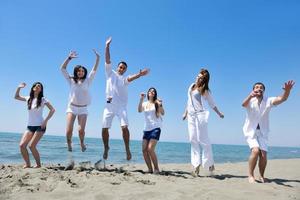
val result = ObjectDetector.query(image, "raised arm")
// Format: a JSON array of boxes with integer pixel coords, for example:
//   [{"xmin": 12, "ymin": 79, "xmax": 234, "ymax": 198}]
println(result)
[
  {"xmin": 91, "ymin": 49, "xmax": 100, "ymax": 72},
  {"xmin": 14, "ymin": 83, "xmax": 27, "ymax": 101},
  {"xmin": 127, "ymin": 68, "xmax": 150, "ymax": 82},
  {"xmin": 272, "ymin": 80, "xmax": 295, "ymax": 106},
  {"xmin": 138, "ymin": 93, "xmax": 145, "ymax": 112},
  {"xmin": 242, "ymin": 91, "xmax": 258, "ymax": 107},
  {"xmin": 105, "ymin": 37, "xmax": 112, "ymax": 64},
  {"xmin": 157, "ymin": 98, "xmax": 165, "ymax": 115},
  {"xmin": 61, "ymin": 51, "xmax": 78, "ymax": 70},
  {"xmin": 41, "ymin": 102, "xmax": 56, "ymax": 129}
]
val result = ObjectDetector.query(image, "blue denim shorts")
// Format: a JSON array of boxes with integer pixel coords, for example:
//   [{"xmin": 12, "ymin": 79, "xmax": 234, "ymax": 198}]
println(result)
[
  {"xmin": 27, "ymin": 126, "xmax": 46, "ymax": 133},
  {"xmin": 143, "ymin": 128, "xmax": 161, "ymax": 141}
]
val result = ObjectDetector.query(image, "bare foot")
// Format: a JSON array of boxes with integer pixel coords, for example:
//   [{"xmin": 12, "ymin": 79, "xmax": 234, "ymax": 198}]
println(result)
[
  {"xmin": 23, "ymin": 165, "xmax": 31, "ymax": 169},
  {"xmin": 248, "ymin": 176, "xmax": 256, "ymax": 183},
  {"xmin": 153, "ymin": 169, "xmax": 160, "ymax": 175},
  {"xmin": 126, "ymin": 150, "xmax": 132, "ymax": 160},
  {"xmin": 259, "ymin": 176, "xmax": 268, "ymax": 183},
  {"xmin": 81, "ymin": 143, "xmax": 87, "ymax": 152},
  {"xmin": 191, "ymin": 165, "xmax": 200, "ymax": 177},
  {"xmin": 103, "ymin": 147, "xmax": 109, "ymax": 160},
  {"xmin": 34, "ymin": 165, "xmax": 41, "ymax": 168}
]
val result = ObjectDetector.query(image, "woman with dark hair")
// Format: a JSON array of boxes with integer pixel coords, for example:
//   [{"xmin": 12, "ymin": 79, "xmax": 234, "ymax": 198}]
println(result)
[
  {"xmin": 182, "ymin": 69, "xmax": 224, "ymax": 177},
  {"xmin": 61, "ymin": 49, "xmax": 100, "ymax": 152},
  {"xmin": 14, "ymin": 82, "xmax": 55, "ymax": 168},
  {"xmin": 138, "ymin": 87, "xmax": 164, "ymax": 174}
]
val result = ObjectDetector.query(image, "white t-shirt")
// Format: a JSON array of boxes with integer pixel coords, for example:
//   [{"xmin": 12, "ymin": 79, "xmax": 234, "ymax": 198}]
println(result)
[
  {"xmin": 186, "ymin": 83, "xmax": 216, "ymax": 114},
  {"xmin": 25, "ymin": 96, "xmax": 48, "ymax": 126},
  {"xmin": 141, "ymin": 102, "xmax": 162, "ymax": 131},
  {"xmin": 105, "ymin": 63, "xmax": 130, "ymax": 107},
  {"xmin": 61, "ymin": 68, "xmax": 96, "ymax": 106},
  {"xmin": 243, "ymin": 96, "xmax": 276, "ymax": 138}
]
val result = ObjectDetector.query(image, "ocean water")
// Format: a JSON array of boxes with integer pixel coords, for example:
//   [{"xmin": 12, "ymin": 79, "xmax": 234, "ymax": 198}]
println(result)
[{"xmin": 0, "ymin": 132, "xmax": 300, "ymax": 165}]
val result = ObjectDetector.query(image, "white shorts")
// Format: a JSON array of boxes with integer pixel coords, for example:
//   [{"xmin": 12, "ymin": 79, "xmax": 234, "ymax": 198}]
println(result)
[
  {"xmin": 102, "ymin": 103, "xmax": 129, "ymax": 128},
  {"xmin": 66, "ymin": 104, "xmax": 88, "ymax": 116},
  {"xmin": 246, "ymin": 129, "xmax": 268, "ymax": 152}
]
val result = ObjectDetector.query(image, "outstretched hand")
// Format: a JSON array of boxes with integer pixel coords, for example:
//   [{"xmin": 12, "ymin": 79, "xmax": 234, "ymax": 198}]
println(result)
[
  {"xmin": 18, "ymin": 82, "xmax": 26, "ymax": 88},
  {"xmin": 68, "ymin": 51, "xmax": 78, "ymax": 59},
  {"xmin": 106, "ymin": 37, "xmax": 112, "ymax": 46},
  {"xmin": 283, "ymin": 80, "xmax": 295, "ymax": 91},
  {"xmin": 139, "ymin": 68, "xmax": 150, "ymax": 76}
]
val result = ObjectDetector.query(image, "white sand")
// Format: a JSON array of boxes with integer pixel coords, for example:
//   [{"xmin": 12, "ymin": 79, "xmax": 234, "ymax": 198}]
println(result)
[{"xmin": 0, "ymin": 159, "xmax": 299, "ymax": 200}]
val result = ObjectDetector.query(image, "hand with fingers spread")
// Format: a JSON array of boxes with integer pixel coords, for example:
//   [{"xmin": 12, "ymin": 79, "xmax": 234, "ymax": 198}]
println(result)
[
  {"xmin": 282, "ymin": 80, "xmax": 295, "ymax": 92},
  {"xmin": 68, "ymin": 51, "xmax": 78, "ymax": 60},
  {"xmin": 93, "ymin": 49, "xmax": 100, "ymax": 58}
]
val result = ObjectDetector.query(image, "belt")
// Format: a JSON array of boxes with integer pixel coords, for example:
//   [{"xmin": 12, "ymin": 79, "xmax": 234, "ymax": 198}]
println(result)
[{"xmin": 70, "ymin": 103, "xmax": 87, "ymax": 107}]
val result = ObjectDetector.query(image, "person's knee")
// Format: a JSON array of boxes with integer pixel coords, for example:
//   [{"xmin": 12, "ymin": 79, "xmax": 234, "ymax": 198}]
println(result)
[
  {"xmin": 142, "ymin": 146, "xmax": 148, "ymax": 154},
  {"xmin": 19, "ymin": 142, "xmax": 28, "ymax": 149},
  {"xmin": 147, "ymin": 145, "xmax": 155, "ymax": 153},
  {"xmin": 78, "ymin": 127, "xmax": 85, "ymax": 135},
  {"xmin": 251, "ymin": 148, "xmax": 260, "ymax": 156},
  {"xmin": 121, "ymin": 126, "xmax": 128, "ymax": 131},
  {"xmin": 102, "ymin": 128, "xmax": 109, "ymax": 134},
  {"xmin": 260, "ymin": 150, "xmax": 267, "ymax": 159}
]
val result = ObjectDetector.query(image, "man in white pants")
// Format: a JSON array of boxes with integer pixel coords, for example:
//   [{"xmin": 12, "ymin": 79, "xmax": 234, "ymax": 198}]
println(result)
[
  {"xmin": 242, "ymin": 80, "xmax": 295, "ymax": 183},
  {"xmin": 102, "ymin": 37, "xmax": 149, "ymax": 161}
]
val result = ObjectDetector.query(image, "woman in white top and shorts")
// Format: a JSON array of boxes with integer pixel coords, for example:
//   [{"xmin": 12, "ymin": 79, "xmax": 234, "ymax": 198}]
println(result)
[
  {"xmin": 138, "ymin": 87, "xmax": 164, "ymax": 174},
  {"xmin": 61, "ymin": 50, "xmax": 100, "ymax": 152},
  {"xmin": 14, "ymin": 82, "xmax": 55, "ymax": 168},
  {"xmin": 183, "ymin": 69, "xmax": 224, "ymax": 177}
]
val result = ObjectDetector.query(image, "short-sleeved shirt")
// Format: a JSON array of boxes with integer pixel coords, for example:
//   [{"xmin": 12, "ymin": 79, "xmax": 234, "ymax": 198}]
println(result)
[
  {"xmin": 243, "ymin": 96, "xmax": 276, "ymax": 138},
  {"xmin": 61, "ymin": 68, "xmax": 96, "ymax": 106},
  {"xmin": 105, "ymin": 63, "xmax": 130, "ymax": 107},
  {"xmin": 25, "ymin": 96, "xmax": 48, "ymax": 126},
  {"xmin": 186, "ymin": 83, "xmax": 216, "ymax": 114},
  {"xmin": 141, "ymin": 102, "xmax": 162, "ymax": 131}
]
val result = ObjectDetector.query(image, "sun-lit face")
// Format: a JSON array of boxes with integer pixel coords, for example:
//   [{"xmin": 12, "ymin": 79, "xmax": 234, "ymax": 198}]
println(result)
[
  {"xmin": 195, "ymin": 73, "xmax": 204, "ymax": 85},
  {"xmin": 253, "ymin": 84, "xmax": 264, "ymax": 97},
  {"xmin": 33, "ymin": 84, "xmax": 42, "ymax": 93},
  {"xmin": 148, "ymin": 88, "xmax": 156, "ymax": 99},
  {"xmin": 117, "ymin": 63, "xmax": 127, "ymax": 75},
  {"xmin": 77, "ymin": 68, "xmax": 85, "ymax": 78}
]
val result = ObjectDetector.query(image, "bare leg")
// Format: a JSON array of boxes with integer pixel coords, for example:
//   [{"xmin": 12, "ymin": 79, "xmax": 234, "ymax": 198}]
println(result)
[
  {"xmin": 248, "ymin": 147, "xmax": 260, "ymax": 183},
  {"xmin": 66, "ymin": 113, "xmax": 76, "ymax": 152},
  {"xmin": 148, "ymin": 139, "xmax": 159, "ymax": 173},
  {"xmin": 258, "ymin": 150, "xmax": 268, "ymax": 183},
  {"xmin": 121, "ymin": 126, "xmax": 132, "ymax": 160},
  {"xmin": 29, "ymin": 131, "xmax": 44, "ymax": 168},
  {"xmin": 142, "ymin": 139, "xmax": 153, "ymax": 173},
  {"xmin": 19, "ymin": 131, "xmax": 34, "ymax": 168},
  {"xmin": 102, "ymin": 128, "xmax": 110, "ymax": 160},
  {"xmin": 78, "ymin": 114, "xmax": 87, "ymax": 152}
]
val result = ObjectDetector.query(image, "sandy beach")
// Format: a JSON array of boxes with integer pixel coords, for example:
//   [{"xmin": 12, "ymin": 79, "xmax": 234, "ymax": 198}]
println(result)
[{"xmin": 0, "ymin": 159, "xmax": 299, "ymax": 200}]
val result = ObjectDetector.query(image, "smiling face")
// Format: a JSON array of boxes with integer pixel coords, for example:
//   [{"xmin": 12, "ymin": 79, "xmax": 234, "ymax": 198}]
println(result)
[
  {"xmin": 147, "ymin": 87, "xmax": 157, "ymax": 102},
  {"xmin": 253, "ymin": 83, "xmax": 265, "ymax": 97},
  {"xmin": 117, "ymin": 62, "xmax": 127, "ymax": 75},
  {"xmin": 77, "ymin": 67, "xmax": 86, "ymax": 78},
  {"xmin": 33, "ymin": 83, "xmax": 42, "ymax": 94}
]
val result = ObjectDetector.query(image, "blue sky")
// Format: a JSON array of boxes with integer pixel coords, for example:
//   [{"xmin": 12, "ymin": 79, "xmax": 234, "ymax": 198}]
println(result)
[{"xmin": 1, "ymin": 0, "xmax": 299, "ymax": 147}]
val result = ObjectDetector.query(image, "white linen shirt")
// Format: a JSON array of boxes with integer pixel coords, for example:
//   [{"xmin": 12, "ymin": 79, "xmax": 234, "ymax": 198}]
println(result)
[
  {"xmin": 105, "ymin": 63, "xmax": 130, "ymax": 107},
  {"xmin": 186, "ymin": 83, "xmax": 216, "ymax": 114},
  {"xmin": 25, "ymin": 96, "xmax": 48, "ymax": 126},
  {"xmin": 141, "ymin": 102, "xmax": 162, "ymax": 131},
  {"xmin": 61, "ymin": 68, "xmax": 96, "ymax": 106},
  {"xmin": 243, "ymin": 96, "xmax": 276, "ymax": 138}
]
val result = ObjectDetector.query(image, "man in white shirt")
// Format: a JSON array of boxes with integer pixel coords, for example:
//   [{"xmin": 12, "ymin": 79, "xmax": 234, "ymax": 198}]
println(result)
[
  {"xmin": 102, "ymin": 37, "xmax": 150, "ymax": 160},
  {"xmin": 242, "ymin": 80, "xmax": 295, "ymax": 183}
]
